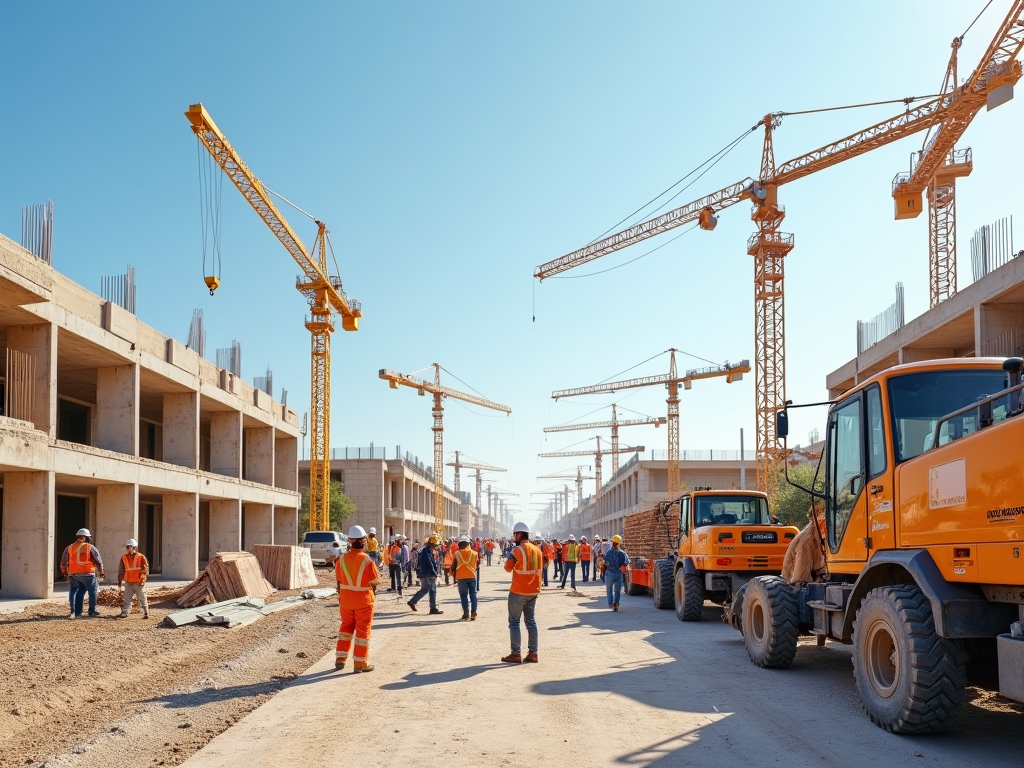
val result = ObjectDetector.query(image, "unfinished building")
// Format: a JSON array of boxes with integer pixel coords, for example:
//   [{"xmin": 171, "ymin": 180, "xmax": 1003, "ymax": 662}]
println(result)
[{"xmin": 0, "ymin": 233, "xmax": 301, "ymax": 599}]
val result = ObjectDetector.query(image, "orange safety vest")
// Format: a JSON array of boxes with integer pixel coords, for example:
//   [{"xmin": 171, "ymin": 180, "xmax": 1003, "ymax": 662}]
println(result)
[
  {"xmin": 335, "ymin": 550, "xmax": 378, "ymax": 608},
  {"xmin": 67, "ymin": 541, "xmax": 96, "ymax": 575},
  {"xmin": 541, "ymin": 543, "xmax": 554, "ymax": 562},
  {"xmin": 453, "ymin": 548, "xmax": 478, "ymax": 579},
  {"xmin": 484, "ymin": 540, "xmax": 495, "ymax": 552},
  {"xmin": 579, "ymin": 542, "xmax": 592, "ymax": 559},
  {"xmin": 121, "ymin": 552, "xmax": 146, "ymax": 583},
  {"xmin": 509, "ymin": 543, "xmax": 543, "ymax": 595},
  {"xmin": 386, "ymin": 543, "xmax": 401, "ymax": 565},
  {"xmin": 443, "ymin": 548, "xmax": 454, "ymax": 569}
]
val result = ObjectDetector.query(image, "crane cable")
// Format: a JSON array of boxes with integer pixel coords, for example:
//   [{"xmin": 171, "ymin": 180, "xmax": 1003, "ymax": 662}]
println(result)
[{"xmin": 196, "ymin": 139, "xmax": 223, "ymax": 290}]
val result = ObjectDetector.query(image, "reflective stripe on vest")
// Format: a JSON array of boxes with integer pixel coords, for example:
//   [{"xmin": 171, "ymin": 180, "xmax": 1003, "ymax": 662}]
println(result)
[
  {"xmin": 122, "ymin": 552, "xmax": 145, "ymax": 582},
  {"xmin": 514, "ymin": 545, "xmax": 541, "ymax": 575},
  {"xmin": 455, "ymin": 549, "xmax": 477, "ymax": 578},
  {"xmin": 338, "ymin": 553, "xmax": 372, "ymax": 591},
  {"xmin": 68, "ymin": 542, "xmax": 96, "ymax": 574}
]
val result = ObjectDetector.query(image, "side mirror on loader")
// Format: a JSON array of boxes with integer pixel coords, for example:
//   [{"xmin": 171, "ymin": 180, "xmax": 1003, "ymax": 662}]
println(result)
[{"xmin": 776, "ymin": 409, "xmax": 789, "ymax": 439}]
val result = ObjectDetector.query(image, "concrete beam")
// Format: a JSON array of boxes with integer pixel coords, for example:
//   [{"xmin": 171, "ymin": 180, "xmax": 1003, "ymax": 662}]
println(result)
[
  {"xmin": 162, "ymin": 492, "xmax": 199, "ymax": 580},
  {"xmin": 95, "ymin": 364, "xmax": 139, "ymax": 455},
  {"xmin": 95, "ymin": 484, "xmax": 138, "ymax": 556},
  {"xmin": 209, "ymin": 499, "xmax": 241, "ymax": 555},
  {"xmin": 163, "ymin": 392, "xmax": 199, "ymax": 469},
  {"xmin": 1, "ymin": 471, "xmax": 54, "ymax": 598},
  {"xmin": 210, "ymin": 411, "xmax": 242, "ymax": 478},
  {"xmin": 7, "ymin": 323, "xmax": 57, "ymax": 437}
]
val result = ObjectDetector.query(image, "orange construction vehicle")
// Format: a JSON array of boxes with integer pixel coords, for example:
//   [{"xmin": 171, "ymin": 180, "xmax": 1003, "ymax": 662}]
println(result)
[
  {"xmin": 626, "ymin": 489, "xmax": 798, "ymax": 622},
  {"xmin": 731, "ymin": 356, "xmax": 1024, "ymax": 734}
]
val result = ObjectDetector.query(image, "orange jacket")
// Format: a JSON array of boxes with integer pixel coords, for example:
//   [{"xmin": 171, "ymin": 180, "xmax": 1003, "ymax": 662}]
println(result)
[
  {"xmin": 504, "ymin": 542, "xmax": 543, "ymax": 595},
  {"xmin": 484, "ymin": 540, "xmax": 495, "ymax": 552},
  {"xmin": 335, "ymin": 550, "xmax": 379, "ymax": 609},
  {"xmin": 453, "ymin": 547, "xmax": 478, "ymax": 579},
  {"xmin": 120, "ymin": 552, "xmax": 147, "ymax": 583},
  {"xmin": 443, "ymin": 548, "xmax": 454, "ymax": 568},
  {"xmin": 67, "ymin": 542, "xmax": 97, "ymax": 575},
  {"xmin": 579, "ymin": 542, "xmax": 592, "ymax": 560},
  {"xmin": 386, "ymin": 543, "xmax": 402, "ymax": 565},
  {"xmin": 541, "ymin": 543, "xmax": 554, "ymax": 563}
]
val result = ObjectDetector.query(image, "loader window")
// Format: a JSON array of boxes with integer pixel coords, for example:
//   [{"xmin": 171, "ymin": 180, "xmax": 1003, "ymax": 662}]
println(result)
[
  {"xmin": 693, "ymin": 496, "xmax": 770, "ymax": 526},
  {"xmin": 888, "ymin": 369, "xmax": 1009, "ymax": 462},
  {"xmin": 866, "ymin": 385, "xmax": 886, "ymax": 479},
  {"xmin": 826, "ymin": 396, "xmax": 863, "ymax": 551}
]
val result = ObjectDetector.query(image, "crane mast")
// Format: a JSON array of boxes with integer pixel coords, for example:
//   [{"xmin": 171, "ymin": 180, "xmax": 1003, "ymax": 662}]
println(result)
[
  {"xmin": 543, "ymin": 405, "xmax": 665, "ymax": 473},
  {"xmin": 186, "ymin": 104, "xmax": 362, "ymax": 533}
]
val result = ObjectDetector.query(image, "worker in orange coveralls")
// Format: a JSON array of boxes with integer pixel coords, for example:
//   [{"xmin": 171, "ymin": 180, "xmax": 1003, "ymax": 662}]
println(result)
[{"xmin": 334, "ymin": 524, "xmax": 381, "ymax": 672}]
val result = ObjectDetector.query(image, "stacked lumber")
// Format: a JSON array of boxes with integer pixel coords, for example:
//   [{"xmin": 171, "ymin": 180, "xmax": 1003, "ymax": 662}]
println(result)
[
  {"xmin": 252, "ymin": 545, "xmax": 318, "ymax": 590},
  {"xmin": 176, "ymin": 552, "xmax": 276, "ymax": 608}
]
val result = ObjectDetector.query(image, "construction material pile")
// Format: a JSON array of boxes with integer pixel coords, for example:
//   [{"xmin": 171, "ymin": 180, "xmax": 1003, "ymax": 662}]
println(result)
[
  {"xmin": 176, "ymin": 552, "xmax": 276, "ymax": 608},
  {"xmin": 623, "ymin": 505, "xmax": 680, "ymax": 563},
  {"xmin": 252, "ymin": 545, "xmax": 318, "ymax": 590}
]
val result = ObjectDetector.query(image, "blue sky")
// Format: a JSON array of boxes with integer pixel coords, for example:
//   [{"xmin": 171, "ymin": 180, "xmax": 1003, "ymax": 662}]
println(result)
[{"xmin": 2, "ymin": 1, "xmax": 1021, "ymax": 529}]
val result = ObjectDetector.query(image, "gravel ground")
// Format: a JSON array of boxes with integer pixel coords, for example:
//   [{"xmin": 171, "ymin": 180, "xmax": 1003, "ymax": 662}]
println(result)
[{"xmin": 0, "ymin": 569, "xmax": 339, "ymax": 768}]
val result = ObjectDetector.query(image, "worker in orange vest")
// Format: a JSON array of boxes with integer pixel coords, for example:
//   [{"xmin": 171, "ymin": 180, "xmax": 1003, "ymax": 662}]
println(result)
[
  {"xmin": 502, "ymin": 521, "xmax": 543, "ymax": 664},
  {"xmin": 385, "ymin": 536, "xmax": 407, "ymax": 596},
  {"xmin": 559, "ymin": 535, "xmax": 580, "ymax": 590},
  {"xmin": 443, "ymin": 540, "xmax": 455, "ymax": 586},
  {"xmin": 117, "ymin": 538, "xmax": 150, "ymax": 619},
  {"xmin": 540, "ymin": 539, "xmax": 554, "ymax": 587},
  {"xmin": 453, "ymin": 535, "xmax": 479, "ymax": 620},
  {"xmin": 579, "ymin": 536, "xmax": 593, "ymax": 582},
  {"xmin": 335, "ymin": 525, "xmax": 381, "ymax": 672},
  {"xmin": 484, "ymin": 538, "xmax": 495, "ymax": 566},
  {"xmin": 60, "ymin": 528, "xmax": 105, "ymax": 619}
]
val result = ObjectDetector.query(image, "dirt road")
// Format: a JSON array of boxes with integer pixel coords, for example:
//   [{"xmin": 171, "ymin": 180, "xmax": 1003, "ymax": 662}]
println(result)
[{"xmin": 177, "ymin": 568, "xmax": 1024, "ymax": 768}]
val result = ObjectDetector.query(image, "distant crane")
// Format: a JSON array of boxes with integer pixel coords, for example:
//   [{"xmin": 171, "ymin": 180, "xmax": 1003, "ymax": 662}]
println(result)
[
  {"xmin": 538, "ymin": 467, "xmax": 594, "ymax": 516},
  {"xmin": 552, "ymin": 351, "xmax": 748, "ymax": 496},
  {"xmin": 544, "ymin": 404, "xmax": 664, "ymax": 473},
  {"xmin": 380, "ymin": 364, "xmax": 511, "ymax": 534},
  {"xmin": 538, "ymin": 437, "xmax": 645, "ymax": 514},
  {"xmin": 446, "ymin": 451, "xmax": 506, "ymax": 516}
]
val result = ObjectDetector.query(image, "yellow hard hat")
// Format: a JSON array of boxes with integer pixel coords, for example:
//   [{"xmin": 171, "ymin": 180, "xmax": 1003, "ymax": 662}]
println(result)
[
  {"xmin": 428, "ymin": 534, "xmax": 439, "ymax": 545},
  {"xmin": 612, "ymin": 535, "xmax": 622, "ymax": 544}
]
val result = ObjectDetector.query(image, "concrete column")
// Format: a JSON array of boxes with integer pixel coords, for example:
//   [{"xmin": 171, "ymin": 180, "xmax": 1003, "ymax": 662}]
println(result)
[
  {"xmin": 163, "ymin": 392, "xmax": 199, "ymax": 468},
  {"xmin": 95, "ymin": 484, "xmax": 138, "ymax": 559},
  {"xmin": 244, "ymin": 426, "xmax": 274, "ymax": 485},
  {"xmin": 7, "ymin": 323, "xmax": 57, "ymax": 437},
  {"xmin": 1, "ymin": 471, "xmax": 54, "ymax": 598},
  {"xmin": 209, "ymin": 499, "xmax": 241, "ymax": 554},
  {"xmin": 95, "ymin": 364, "xmax": 139, "ymax": 455},
  {"xmin": 210, "ymin": 411, "xmax": 242, "ymax": 477},
  {"xmin": 274, "ymin": 433, "xmax": 298, "ymax": 491},
  {"xmin": 977, "ymin": 302, "xmax": 1024, "ymax": 355},
  {"xmin": 243, "ymin": 503, "xmax": 273, "ymax": 550},
  {"xmin": 274, "ymin": 506, "xmax": 298, "ymax": 546},
  {"xmin": 162, "ymin": 492, "xmax": 199, "ymax": 580}
]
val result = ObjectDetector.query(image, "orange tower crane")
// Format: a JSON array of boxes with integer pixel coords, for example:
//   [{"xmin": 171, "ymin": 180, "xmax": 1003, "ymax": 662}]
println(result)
[
  {"xmin": 552, "ymin": 352, "xmax": 748, "ymax": 496},
  {"xmin": 446, "ymin": 451, "xmax": 506, "ymax": 515},
  {"xmin": 535, "ymin": 3, "xmax": 1024, "ymax": 497},
  {"xmin": 538, "ymin": 467, "xmax": 594, "ymax": 515},
  {"xmin": 379, "ymin": 364, "xmax": 510, "ymax": 534},
  {"xmin": 544, "ymin": 404, "xmax": 665, "ymax": 473},
  {"xmin": 186, "ymin": 104, "xmax": 362, "ymax": 532},
  {"xmin": 538, "ymin": 437, "xmax": 645, "ymax": 514}
]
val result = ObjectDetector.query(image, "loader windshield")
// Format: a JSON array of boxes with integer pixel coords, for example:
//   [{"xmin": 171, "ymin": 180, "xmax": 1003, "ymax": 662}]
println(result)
[
  {"xmin": 693, "ymin": 496, "xmax": 771, "ymax": 527},
  {"xmin": 888, "ymin": 369, "xmax": 1009, "ymax": 463}
]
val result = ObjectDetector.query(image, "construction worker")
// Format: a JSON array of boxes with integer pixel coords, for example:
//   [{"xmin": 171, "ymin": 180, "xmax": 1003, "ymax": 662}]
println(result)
[
  {"xmin": 365, "ymin": 527, "xmax": 381, "ymax": 567},
  {"xmin": 117, "ymin": 538, "xmax": 149, "ymax": 619},
  {"xmin": 540, "ymin": 538, "xmax": 554, "ymax": 587},
  {"xmin": 591, "ymin": 535, "xmax": 602, "ymax": 582},
  {"xmin": 559, "ymin": 535, "xmax": 580, "ymax": 590},
  {"xmin": 407, "ymin": 534, "xmax": 444, "ymax": 614},
  {"xmin": 579, "ymin": 536, "xmax": 592, "ymax": 582},
  {"xmin": 502, "ymin": 522, "xmax": 542, "ymax": 664},
  {"xmin": 454, "ymin": 535, "xmax": 479, "ymax": 620},
  {"xmin": 334, "ymin": 525, "xmax": 381, "ymax": 672},
  {"xmin": 552, "ymin": 539, "xmax": 563, "ymax": 580},
  {"xmin": 472, "ymin": 536, "xmax": 483, "ymax": 588},
  {"xmin": 60, "ymin": 528, "xmax": 105, "ymax": 619},
  {"xmin": 603, "ymin": 534, "xmax": 629, "ymax": 611},
  {"xmin": 386, "ymin": 535, "xmax": 407, "ymax": 595},
  {"xmin": 443, "ymin": 539, "xmax": 455, "ymax": 586},
  {"xmin": 484, "ymin": 538, "xmax": 495, "ymax": 566},
  {"xmin": 598, "ymin": 536, "xmax": 611, "ymax": 582}
]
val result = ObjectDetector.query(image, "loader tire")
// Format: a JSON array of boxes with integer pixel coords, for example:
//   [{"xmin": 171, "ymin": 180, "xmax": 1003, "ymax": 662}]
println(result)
[
  {"xmin": 742, "ymin": 575, "xmax": 799, "ymax": 668},
  {"xmin": 675, "ymin": 568, "xmax": 704, "ymax": 621},
  {"xmin": 852, "ymin": 585, "xmax": 967, "ymax": 734},
  {"xmin": 651, "ymin": 559, "xmax": 675, "ymax": 609},
  {"xmin": 625, "ymin": 565, "xmax": 646, "ymax": 596}
]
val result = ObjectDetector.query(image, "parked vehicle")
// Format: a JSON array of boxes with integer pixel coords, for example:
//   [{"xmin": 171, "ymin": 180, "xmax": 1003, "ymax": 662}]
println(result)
[{"xmin": 301, "ymin": 530, "xmax": 348, "ymax": 565}]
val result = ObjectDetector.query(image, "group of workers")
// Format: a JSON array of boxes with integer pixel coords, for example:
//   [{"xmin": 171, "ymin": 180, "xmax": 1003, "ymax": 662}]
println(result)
[
  {"xmin": 332, "ymin": 520, "xmax": 631, "ymax": 672},
  {"xmin": 59, "ymin": 528, "xmax": 151, "ymax": 619}
]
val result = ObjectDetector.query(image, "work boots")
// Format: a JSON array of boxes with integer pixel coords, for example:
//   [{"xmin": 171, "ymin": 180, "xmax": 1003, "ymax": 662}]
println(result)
[
  {"xmin": 428, "ymin": 608, "xmax": 444, "ymax": 615},
  {"xmin": 470, "ymin": 611, "xmax": 477, "ymax": 621},
  {"xmin": 407, "ymin": 600, "xmax": 417, "ymax": 612},
  {"xmin": 501, "ymin": 653, "xmax": 522, "ymax": 664},
  {"xmin": 461, "ymin": 611, "xmax": 470, "ymax": 621},
  {"xmin": 524, "ymin": 652, "xmax": 538, "ymax": 663},
  {"xmin": 354, "ymin": 664, "xmax": 374, "ymax": 673}
]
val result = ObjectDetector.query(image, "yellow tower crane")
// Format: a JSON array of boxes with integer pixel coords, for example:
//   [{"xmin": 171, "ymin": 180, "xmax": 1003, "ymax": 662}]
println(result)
[
  {"xmin": 544, "ymin": 404, "xmax": 664, "ymax": 474},
  {"xmin": 551, "ymin": 351, "xmax": 748, "ymax": 497},
  {"xmin": 538, "ymin": 438, "xmax": 645, "ymax": 517},
  {"xmin": 379, "ymin": 364, "xmax": 510, "ymax": 534},
  {"xmin": 186, "ymin": 104, "xmax": 362, "ymax": 532},
  {"xmin": 538, "ymin": 467, "xmax": 594, "ymax": 515}
]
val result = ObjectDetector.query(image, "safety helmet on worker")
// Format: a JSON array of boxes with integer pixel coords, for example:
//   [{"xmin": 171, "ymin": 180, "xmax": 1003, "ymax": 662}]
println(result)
[
  {"xmin": 348, "ymin": 525, "xmax": 367, "ymax": 539},
  {"xmin": 76, "ymin": 528, "xmax": 91, "ymax": 538},
  {"xmin": 512, "ymin": 521, "xmax": 530, "ymax": 535},
  {"xmin": 368, "ymin": 527, "xmax": 377, "ymax": 534},
  {"xmin": 568, "ymin": 535, "xmax": 576, "ymax": 541},
  {"xmin": 427, "ymin": 534, "xmax": 439, "ymax": 545},
  {"xmin": 458, "ymin": 535, "xmax": 470, "ymax": 543},
  {"xmin": 125, "ymin": 538, "xmax": 138, "ymax": 547},
  {"xmin": 612, "ymin": 534, "xmax": 622, "ymax": 544},
  {"xmin": 581, "ymin": 535, "xmax": 587, "ymax": 541}
]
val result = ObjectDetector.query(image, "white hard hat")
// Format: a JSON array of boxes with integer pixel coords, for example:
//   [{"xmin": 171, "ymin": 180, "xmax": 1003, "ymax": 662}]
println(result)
[
  {"xmin": 348, "ymin": 525, "xmax": 367, "ymax": 538},
  {"xmin": 125, "ymin": 538, "xmax": 138, "ymax": 547},
  {"xmin": 569, "ymin": 535, "xmax": 576, "ymax": 541},
  {"xmin": 458, "ymin": 535, "xmax": 470, "ymax": 543},
  {"xmin": 76, "ymin": 528, "xmax": 91, "ymax": 537},
  {"xmin": 513, "ymin": 521, "xmax": 530, "ymax": 534},
  {"xmin": 397, "ymin": 533, "xmax": 405, "ymax": 540},
  {"xmin": 368, "ymin": 527, "xmax": 376, "ymax": 534},
  {"xmin": 581, "ymin": 536, "xmax": 587, "ymax": 540}
]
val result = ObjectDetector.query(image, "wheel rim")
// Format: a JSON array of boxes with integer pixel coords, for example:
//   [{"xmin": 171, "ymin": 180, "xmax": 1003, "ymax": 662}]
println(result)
[
  {"xmin": 750, "ymin": 600, "xmax": 765, "ymax": 646},
  {"xmin": 865, "ymin": 618, "xmax": 899, "ymax": 698}
]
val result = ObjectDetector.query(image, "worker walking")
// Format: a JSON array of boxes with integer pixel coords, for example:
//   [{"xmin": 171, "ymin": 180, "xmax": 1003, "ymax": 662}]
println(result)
[
  {"xmin": 335, "ymin": 525, "xmax": 381, "ymax": 672},
  {"xmin": 502, "ymin": 522, "xmax": 542, "ymax": 664},
  {"xmin": 603, "ymin": 535, "xmax": 629, "ymax": 611},
  {"xmin": 484, "ymin": 538, "xmax": 495, "ymax": 566},
  {"xmin": 579, "ymin": 536, "xmax": 592, "ymax": 582},
  {"xmin": 559, "ymin": 535, "xmax": 579, "ymax": 590},
  {"xmin": 407, "ymin": 534, "xmax": 444, "ymax": 614},
  {"xmin": 60, "ymin": 528, "xmax": 105, "ymax": 619},
  {"xmin": 592, "ymin": 537, "xmax": 602, "ymax": 582},
  {"xmin": 386, "ymin": 535, "xmax": 407, "ymax": 595},
  {"xmin": 117, "ymin": 538, "xmax": 149, "ymax": 619},
  {"xmin": 365, "ymin": 527, "xmax": 381, "ymax": 567},
  {"xmin": 454, "ymin": 535, "xmax": 479, "ymax": 620},
  {"xmin": 540, "ymin": 539, "xmax": 553, "ymax": 587}
]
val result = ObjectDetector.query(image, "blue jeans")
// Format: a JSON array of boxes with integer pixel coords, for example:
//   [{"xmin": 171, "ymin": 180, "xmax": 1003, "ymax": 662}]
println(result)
[
  {"xmin": 581, "ymin": 560, "xmax": 590, "ymax": 581},
  {"xmin": 458, "ymin": 579, "xmax": 478, "ymax": 613},
  {"xmin": 507, "ymin": 592, "xmax": 538, "ymax": 654},
  {"xmin": 69, "ymin": 573, "xmax": 98, "ymax": 616},
  {"xmin": 410, "ymin": 576, "xmax": 438, "ymax": 610},
  {"xmin": 560, "ymin": 561, "xmax": 577, "ymax": 589},
  {"xmin": 542, "ymin": 564, "xmax": 549, "ymax": 587},
  {"xmin": 606, "ymin": 571, "xmax": 623, "ymax": 606}
]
